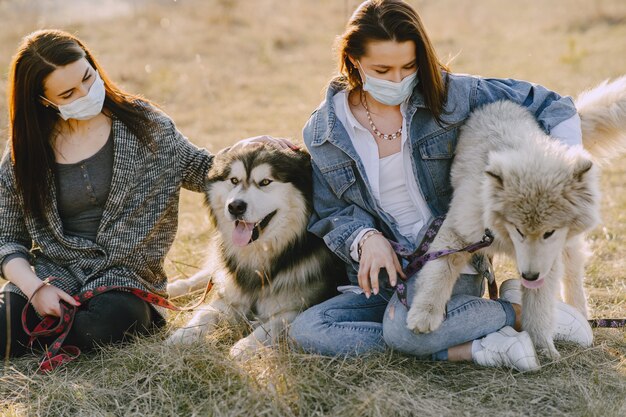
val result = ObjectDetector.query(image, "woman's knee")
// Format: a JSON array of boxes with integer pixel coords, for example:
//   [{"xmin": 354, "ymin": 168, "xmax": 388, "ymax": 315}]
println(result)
[
  {"xmin": 68, "ymin": 291, "xmax": 153, "ymax": 348},
  {"xmin": 382, "ymin": 303, "xmax": 412, "ymax": 352},
  {"xmin": 382, "ymin": 303, "xmax": 444, "ymax": 357},
  {"xmin": 382, "ymin": 303, "xmax": 411, "ymax": 350}
]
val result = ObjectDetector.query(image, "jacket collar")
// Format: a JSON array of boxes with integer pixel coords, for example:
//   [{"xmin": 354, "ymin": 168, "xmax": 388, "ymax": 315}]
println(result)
[{"xmin": 310, "ymin": 77, "xmax": 429, "ymax": 148}]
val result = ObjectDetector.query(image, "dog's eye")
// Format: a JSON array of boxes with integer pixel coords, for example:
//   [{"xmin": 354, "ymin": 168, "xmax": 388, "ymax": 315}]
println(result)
[
  {"xmin": 230, "ymin": 178, "xmax": 239, "ymax": 185},
  {"xmin": 259, "ymin": 179, "xmax": 273, "ymax": 187},
  {"xmin": 543, "ymin": 230, "xmax": 555, "ymax": 239},
  {"xmin": 515, "ymin": 227, "xmax": 525, "ymax": 238}
]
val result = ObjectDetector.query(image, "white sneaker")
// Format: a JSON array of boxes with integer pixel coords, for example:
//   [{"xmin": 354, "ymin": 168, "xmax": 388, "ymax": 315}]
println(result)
[
  {"xmin": 473, "ymin": 326, "xmax": 541, "ymax": 372},
  {"xmin": 499, "ymin": 279, "xmax": 593, "ymax": 347}
]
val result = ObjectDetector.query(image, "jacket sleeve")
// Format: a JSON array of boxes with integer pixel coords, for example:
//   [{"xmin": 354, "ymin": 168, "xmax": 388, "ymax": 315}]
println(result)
[
  {"xmin": 474, "ymin": 77, "xmax": 578, "ymax": 135},
  {"xmin": 169, "ymin": 120, "xmax": 214, "ymax": 193},
  {"xmin": 0, "ymin": 166, "xmax": 32, "ymax": 275},
  {"xmin": 308, "ymin": 160, "xmax": 377, "ymax": 268}
]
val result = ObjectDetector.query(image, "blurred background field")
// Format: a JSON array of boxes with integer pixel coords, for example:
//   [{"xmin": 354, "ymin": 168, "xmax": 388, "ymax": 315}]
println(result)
[{"xmin": 0, "ymin": 1, "xmax": 624, "ymax": 416}]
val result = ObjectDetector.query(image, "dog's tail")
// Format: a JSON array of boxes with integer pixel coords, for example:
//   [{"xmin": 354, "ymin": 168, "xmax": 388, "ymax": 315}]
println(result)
[{"xmin": 576, "ymin": 75, "xmax": 626, "ymax": 161}]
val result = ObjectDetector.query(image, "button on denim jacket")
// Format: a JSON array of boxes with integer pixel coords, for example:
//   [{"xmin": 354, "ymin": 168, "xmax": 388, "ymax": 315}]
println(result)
[{"xmin": 303, "ymin": 72, "xmax": 577, "ymax": 285}]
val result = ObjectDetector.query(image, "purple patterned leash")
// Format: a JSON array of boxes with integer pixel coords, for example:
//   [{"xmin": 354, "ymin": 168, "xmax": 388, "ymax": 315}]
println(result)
[
  {"xmin": 588, "ymin": 319, "xmax": 626, "ymax": 328},
  {"xmin": 387, "ymin": 218, "xmax": 625, "ymax": 328},
  {"xmin": 388, "ymin": 216, "xmax": 495, "ymax": 308}
]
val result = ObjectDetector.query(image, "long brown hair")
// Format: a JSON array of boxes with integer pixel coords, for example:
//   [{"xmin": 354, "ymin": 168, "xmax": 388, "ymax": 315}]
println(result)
[
  {"xmin": 335, "ymin": 0, "xmax": 449, "ymax": 121},
  {"xmin": 7, "ymin": 29, "xmax": 157, "ymax": 219}
]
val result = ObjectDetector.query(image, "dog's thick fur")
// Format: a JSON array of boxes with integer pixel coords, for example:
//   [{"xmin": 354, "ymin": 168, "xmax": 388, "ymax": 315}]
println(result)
[
  {"xmin": 167, "ymin": 145, "xmax": 342, "ymax": 357},
  {"xmin": 405, "ymin": 76, "xmax": 626, "ymax": 360}
]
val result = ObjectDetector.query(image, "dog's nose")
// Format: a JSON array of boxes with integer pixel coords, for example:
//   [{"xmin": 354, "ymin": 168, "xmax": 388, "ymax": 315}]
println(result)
[
  {"xmin": 521, "ymin": 271, "xmax": 540, "ymax": 281},
  {"xmin": 228, "ymin": 200, "xmax": 247, "ymax": 216}
]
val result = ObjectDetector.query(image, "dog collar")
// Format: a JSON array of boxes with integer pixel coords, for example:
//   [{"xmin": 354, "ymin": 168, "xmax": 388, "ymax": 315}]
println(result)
[{"xmin": 249, "ymin": 210, "xmax": 278, "ymax": 243}]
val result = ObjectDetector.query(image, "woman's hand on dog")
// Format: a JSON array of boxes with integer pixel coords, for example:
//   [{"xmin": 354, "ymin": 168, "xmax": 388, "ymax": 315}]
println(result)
[
  {"xmin": 358, "ymin": 234, "xmax": 405, "ymax": 298},
  {"xmin": 230, "ymin": 135, "xmax": 300, "ymax": 152}
]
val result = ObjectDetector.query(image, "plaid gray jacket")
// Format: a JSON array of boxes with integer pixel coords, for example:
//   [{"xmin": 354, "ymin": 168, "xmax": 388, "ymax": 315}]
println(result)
[{"xmin": 0, "ymin": 107, "xmax": 213, "ymax": 307}]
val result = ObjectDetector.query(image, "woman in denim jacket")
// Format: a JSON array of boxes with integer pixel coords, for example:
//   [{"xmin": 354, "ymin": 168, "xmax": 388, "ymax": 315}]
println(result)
[{"xmin": 289, "ymin": 0, "xmax": 591, "ymax": 371}]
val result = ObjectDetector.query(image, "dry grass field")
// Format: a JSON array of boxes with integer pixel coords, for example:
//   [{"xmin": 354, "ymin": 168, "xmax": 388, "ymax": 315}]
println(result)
[{"xmin": 0, "ymin": 0, "xmax": 624, "ymax": 416}]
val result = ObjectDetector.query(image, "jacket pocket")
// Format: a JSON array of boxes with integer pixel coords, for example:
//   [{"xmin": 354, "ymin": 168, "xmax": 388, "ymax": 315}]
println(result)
[
  {"xmin": 319, "ymin": 161, "xmax": 357, "ymax": 199},
  {"xmin": 418, "ymin": 123, "xmax": 462, "ymax": 196}
]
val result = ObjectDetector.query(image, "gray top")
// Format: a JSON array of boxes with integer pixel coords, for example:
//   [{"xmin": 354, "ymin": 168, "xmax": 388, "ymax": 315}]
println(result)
[
  {"xmin": 55, "ymin": 130, "xmax": 114, "ymax": 242},
  {"xmin": 2, "ymin": 132, "xmax": 114, "ymax": 268}
]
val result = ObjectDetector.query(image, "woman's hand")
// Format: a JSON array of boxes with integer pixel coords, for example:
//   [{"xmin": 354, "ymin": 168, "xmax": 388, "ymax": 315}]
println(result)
[
  {"xmin": 29, "ymin": 284, "xmax": 80, "ymax": 317},
  {"xmin": 358, "ymin": 234, "xmax": 405, "ymax": 298},
  {"xmin": 230, "ymin": 135, "xmax": 300, "ymax": 152},
  {"xmin": 2, "ymin": 259, "xmax": 81, "ymax": 317}
]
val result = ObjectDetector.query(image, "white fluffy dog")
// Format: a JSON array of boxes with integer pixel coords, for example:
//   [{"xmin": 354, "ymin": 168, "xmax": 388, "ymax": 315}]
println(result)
[{"xmin": 405, "ymin": 77, "xmax": 626, "ymax": 360}]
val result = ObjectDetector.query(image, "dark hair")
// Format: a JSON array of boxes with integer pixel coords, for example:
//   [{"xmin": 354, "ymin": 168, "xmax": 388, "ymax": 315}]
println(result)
[
  {"xmin": 7, "ymin": 29, "xmax": 157, "ymax": 219},
  {"xmin": 335, "ymin": 0, "xmax": 449, "ymax": 120}
]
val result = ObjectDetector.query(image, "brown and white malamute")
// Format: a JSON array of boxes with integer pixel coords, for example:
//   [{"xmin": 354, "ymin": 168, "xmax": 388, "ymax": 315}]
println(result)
[{"xmin": 167, "ymin": 144, "xmax": 343, "ymax": 357}]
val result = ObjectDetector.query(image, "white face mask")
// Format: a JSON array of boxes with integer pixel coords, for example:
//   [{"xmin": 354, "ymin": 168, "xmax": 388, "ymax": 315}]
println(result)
[
  {"xmin": 41, "ymin": 71, "xmax": 106, "ymax": 121},
  {"xmin": 357, "ymin": 61, "xmax": 417, "ymax": 106}
]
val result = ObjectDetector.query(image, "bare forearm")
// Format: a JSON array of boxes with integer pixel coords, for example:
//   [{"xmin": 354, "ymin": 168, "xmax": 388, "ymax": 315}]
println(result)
[{"xmin": 2, "ymin": 257, "xmax": 42, "ymax": 298}]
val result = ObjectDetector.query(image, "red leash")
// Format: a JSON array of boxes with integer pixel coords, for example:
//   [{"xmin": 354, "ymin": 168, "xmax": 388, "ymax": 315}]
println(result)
[{"xmin": 22, "ymin": 277, "xmax": 212, "ymax": 373}]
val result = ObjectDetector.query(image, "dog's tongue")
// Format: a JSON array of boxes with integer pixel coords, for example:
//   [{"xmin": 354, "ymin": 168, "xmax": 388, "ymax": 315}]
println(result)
[
  {"xmin": 232, "ymin": 221, "xmax": 254, "ymax": 247},
  {"xmin": 521, "ymin": 277, "xmax": 545, "ymax": 289}
]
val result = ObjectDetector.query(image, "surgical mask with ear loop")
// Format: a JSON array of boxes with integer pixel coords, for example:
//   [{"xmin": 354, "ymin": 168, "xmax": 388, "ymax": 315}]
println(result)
[
  {"xmin": 40, "ymin": 71, "xmax": 106, "ymax": 121},
  {"xmin": 357, "ymin": 61, "xmax": 417, "ymax": 106}
]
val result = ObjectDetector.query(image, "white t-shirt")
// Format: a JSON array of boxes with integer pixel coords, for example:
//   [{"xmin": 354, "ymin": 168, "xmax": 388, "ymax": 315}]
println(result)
[
  {"xmin": 378, "ymin": 152, "xmax": 423, "ymax": 239},
  {"xmin": 332, "ymin": 91, "xmax": 437, "ymax": 258}
]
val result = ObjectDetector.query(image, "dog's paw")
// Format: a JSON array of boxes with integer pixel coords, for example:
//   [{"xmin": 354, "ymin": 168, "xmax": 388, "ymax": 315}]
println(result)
[
  {"xmin": 530, "ymin": 334, "xmax": 561, "ymax": 361},
  {"xmin": 229, "ymin": 336, "xmax": 263, "ymax": 360},
  {"xmin": 166, "ymin": 326, "xmax": 205, "ymax": 345},
  {"xmin": 167, "ymin": 280, "xmax": 190, "ymax": 298},
  {"xmin": 538, "ymin": 343, "xmax": 561, "ymax": 361},
  {"xmin": 539, "ymin": 347, "xmax": 561, "ymax": 361},
  {"xmin": 405, "ymin": 304, "xmax": 445, "ymax": 333}
]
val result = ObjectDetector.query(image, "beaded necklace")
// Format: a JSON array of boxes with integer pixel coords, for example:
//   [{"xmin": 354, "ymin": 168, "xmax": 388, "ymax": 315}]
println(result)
[{"xmin": 362, "ymin": 91, "xmax": 402, "ymax": 141}]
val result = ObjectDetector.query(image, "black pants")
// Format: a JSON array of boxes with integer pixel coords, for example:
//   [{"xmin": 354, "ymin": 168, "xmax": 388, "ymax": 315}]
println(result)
[{"xmin": 0, "ymin": 290, "xmax": 164, "ymax": 358}]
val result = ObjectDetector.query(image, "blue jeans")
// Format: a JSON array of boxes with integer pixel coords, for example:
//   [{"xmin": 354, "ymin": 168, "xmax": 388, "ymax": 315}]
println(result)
[{"xmin": 289, "ymin": 274, "xmax": 516, "ymax": 359}]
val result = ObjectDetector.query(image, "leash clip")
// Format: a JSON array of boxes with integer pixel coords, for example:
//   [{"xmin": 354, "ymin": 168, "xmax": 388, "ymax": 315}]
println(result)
[{"xmin": 481, "ymin": 228, "xmax": 494, "ymax": 245}]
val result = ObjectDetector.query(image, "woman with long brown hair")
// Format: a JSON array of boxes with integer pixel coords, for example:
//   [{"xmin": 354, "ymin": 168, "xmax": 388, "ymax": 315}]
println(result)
[
  {"xmin": 289, "ymin": 0, "xmax": 592, "ymax": 371},
  {"xmin": 0, "ymin": 29, "xmax": 290, "ymax": 362}
]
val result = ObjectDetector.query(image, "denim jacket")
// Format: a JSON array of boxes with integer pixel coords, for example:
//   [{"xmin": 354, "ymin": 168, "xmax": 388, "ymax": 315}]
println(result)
[{"xmin": 303, "ymin": 72, "xmax": 577, "ymax": 284}]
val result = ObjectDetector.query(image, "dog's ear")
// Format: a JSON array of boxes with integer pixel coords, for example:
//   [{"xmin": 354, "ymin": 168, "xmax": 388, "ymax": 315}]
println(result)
[
  {"xmin": 485, "ymin": 152, "xmax": 507, "ymax": 188},
  {"xmin": 573, "ymin": 158, "xmax": 593, "ymax": 182},
  {"xmin": 207, "ymin": 156, "xmax": 231, "ymax": 183},
  {"xmin": 485, "ymin": 168, "xmax": 504, "ymax": 188},
  {"xmin": 562, "ymin": 157, "xmax": 599, "ymax": 231},
  {"xmin": 216, "ymin": 146, "xmax": 233, "ymax": 156}
]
